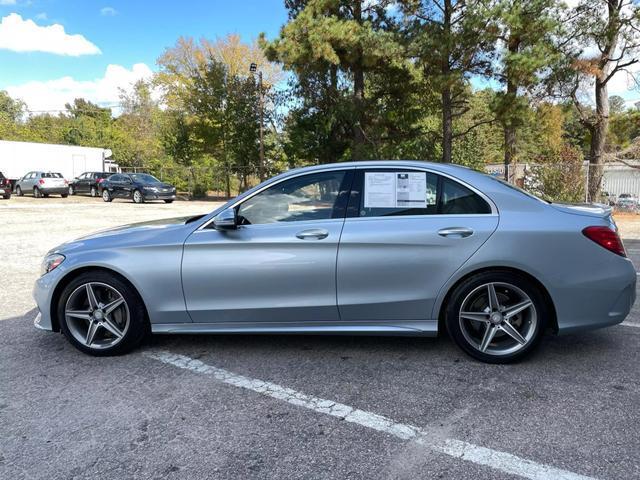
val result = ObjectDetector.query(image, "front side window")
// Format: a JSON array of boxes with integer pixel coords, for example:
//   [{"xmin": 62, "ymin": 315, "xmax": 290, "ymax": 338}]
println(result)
[{"xmin": 237, "ymin": 171, "xmax": 349, "ymax": 225}]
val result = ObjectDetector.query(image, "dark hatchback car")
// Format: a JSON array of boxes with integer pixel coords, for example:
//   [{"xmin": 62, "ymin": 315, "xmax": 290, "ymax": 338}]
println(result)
[
  {"xmin": 0, "ymin": 171, "xmax": 11, "ymax": 199},
  {"xmin": 69, "ymin": 172, "xmax": 112, "ymax": 197},
  {"xmin": 100, "ymin": 173, "xmax": 176, "ymax": 203}
]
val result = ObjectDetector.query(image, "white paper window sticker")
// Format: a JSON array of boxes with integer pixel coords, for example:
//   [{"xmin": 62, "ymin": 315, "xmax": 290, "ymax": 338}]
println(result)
[{"xmin": 364, "ymin": 172, "xmax": 428, "ymax": 208}]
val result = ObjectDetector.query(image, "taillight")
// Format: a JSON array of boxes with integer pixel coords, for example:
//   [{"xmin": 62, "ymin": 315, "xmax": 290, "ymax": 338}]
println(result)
[
  {"xmin": 39, "ymin": 179, "xmax": 45, "ymax": 185},
  {"xmin": 98, "ymin": 178, "xmax": 104, "ymax": 183},
  {"xmin": 582, "ymin": 226, "xmax": 626, "ymax": 257},
  {"xmin": 64, "ymin": 179, "xmax": 68, "ymax": 185}
]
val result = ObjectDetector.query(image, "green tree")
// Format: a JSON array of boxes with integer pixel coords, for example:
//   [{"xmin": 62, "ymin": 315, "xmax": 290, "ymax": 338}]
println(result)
[
  {"xmin": 262, "ymin": 0, "xmax": 409, "ymax": 160},
  {"xmin": 561, "ymin": 0, "xmax": 640, "ymax": 200},
  {"xmin": 491, "ymin": 0, "xmax": 563, "ymax": 179},
  {"xmin": 401, "ymin": 0, "xmax": 495, "ymax": 163}
]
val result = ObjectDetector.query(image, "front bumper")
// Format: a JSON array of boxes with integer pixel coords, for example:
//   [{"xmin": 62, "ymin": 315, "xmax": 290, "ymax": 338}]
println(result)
[
  {"xmin": 32, "ymin": 266, "xmax": 66, "ymax": 332},
  {"xmin": 143, "ymin": 191, "xmax": 176, "ymax": 200}
]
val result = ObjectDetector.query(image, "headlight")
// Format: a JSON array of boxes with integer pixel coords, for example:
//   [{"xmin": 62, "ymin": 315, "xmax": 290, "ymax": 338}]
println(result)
[{"xmin": 41, "ymin": 253, "xmax": 65, "ymax": 276}]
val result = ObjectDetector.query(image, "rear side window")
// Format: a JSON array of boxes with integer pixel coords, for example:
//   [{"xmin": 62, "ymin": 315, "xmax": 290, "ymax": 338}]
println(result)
[
  {"xmin": 349, "ymin": 170, "xmax": 491, "ymax": 217},
  {"xmin": 42, "ymin": 172, "xmax": 63, "ymax": 178},
  {"xmin": 440, "ymin": 178, "xmax": 491, "ymax": 214}
]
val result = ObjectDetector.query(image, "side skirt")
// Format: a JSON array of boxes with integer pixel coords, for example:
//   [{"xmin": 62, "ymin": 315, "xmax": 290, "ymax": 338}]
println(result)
[{"xmin": 151, "ymin": 320, "xmax": 438, "ymax": 336}]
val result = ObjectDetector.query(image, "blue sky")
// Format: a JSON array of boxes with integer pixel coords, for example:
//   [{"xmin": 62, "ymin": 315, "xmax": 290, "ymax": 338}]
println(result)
[
  {"xmin": 0, "ymin": 0, "xmax": 288, "ymax": 112},
  {"xmin": 1, "ymin": 0, "xmax": 639, "ymax": 112}
]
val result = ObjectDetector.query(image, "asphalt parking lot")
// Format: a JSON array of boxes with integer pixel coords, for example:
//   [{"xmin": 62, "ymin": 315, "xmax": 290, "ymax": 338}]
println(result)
[{"xmin": 2, "ymin": 196, "xmax": 640, "ymax": 480}]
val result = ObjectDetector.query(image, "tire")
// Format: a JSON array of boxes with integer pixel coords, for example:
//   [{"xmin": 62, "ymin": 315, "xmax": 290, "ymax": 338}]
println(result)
[
  {"xmin": 16, "ymin": 186, "xmax": 23, "ymax": 196},
  {"xmin": 133, "ymin": 190, "xmax": 144, "ymax": 204},
  {"xmin": 445, "ymin": 270, "xmax": 548, "ymax": 364},
  {"xmin": 61, "ymin": 194, "xmax": 68, "ymax": 198},
  {"xmin": 102, "ymin": 189, "xmax": 113, "ymax": 202},
  {"xmin": 3, "ymin": 193, "xmax": 10, "ymax": 199},
  {"xmin": 164, "ymin": 199, "xmax": 174, "ymax": 204},
  {"xmin": 56, "ymin": 270, "xmax": 149, "ymax": 356},
  {"xmin": 34, "ymin": 187, "xmax": 42, "ymax": 198},
  {"xmin": 90, "ymin": 186, "xmax": 97, "ymax": 197},
  {"xmin": 69, "ymin": 185, "xmax": 75, "ymax": 195}
]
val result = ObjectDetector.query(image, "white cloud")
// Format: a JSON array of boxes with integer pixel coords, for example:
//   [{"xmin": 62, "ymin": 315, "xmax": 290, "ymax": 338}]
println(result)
[
  {"xmin": 5, "ymin": 63, "xmax": 155, "ymax": 113},
  {"xmin": 100, "ymin": 6, "xmax": 117, "ymax": 16},
  {"xmin": 0, "ymin": 13, "xmax": 101, "ymax": 56},
  {"xmin": 0, "ymin": 0, "xmax": 17, "ymax": 5}
]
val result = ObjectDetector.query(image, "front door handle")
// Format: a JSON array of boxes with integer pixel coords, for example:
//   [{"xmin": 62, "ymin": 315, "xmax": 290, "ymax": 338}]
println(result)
[
  {"xmin": 438, "ymin": 227, "xmax": 474, "ymax": 238},
  {"xmin": 296, "ymin": 228, "xmax": 329, "ymax": 240}
]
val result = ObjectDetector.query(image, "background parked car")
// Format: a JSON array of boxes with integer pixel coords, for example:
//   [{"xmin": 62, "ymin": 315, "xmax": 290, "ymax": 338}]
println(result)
[
  {"xmin": 15, "ymin": 171, "xmax": 68, "ymax": 198},
  {"xmin": 100, "ymin": 172, "xmax": 176, "ymax": 203},
  {"xmin": 69, "ymin": 172, "xmax": 111, "ymax": 197},
  {"xmin": 0, "ymin": 171, "xmax": 12, "ymax": 199},
  {"xmin": 616, "ymin": 193, "xmax": 639, "ymax": 212}
]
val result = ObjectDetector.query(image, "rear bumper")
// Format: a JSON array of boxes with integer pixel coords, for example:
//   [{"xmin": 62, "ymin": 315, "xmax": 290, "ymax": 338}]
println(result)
[
  {"xmin": 0, "ymin": 187, "xmax": 10, "ymax": 196},
  {"xmin": 555, "ymin": 258, "xmax": 637, "ymax": 334},
  {"xmin": 40, "ymin": 187, "xmax": 68, "ymax": 195}
]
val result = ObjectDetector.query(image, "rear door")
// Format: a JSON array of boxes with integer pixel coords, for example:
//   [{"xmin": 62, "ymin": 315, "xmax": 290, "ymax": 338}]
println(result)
[{"xmin": 337, "ymin": 167, "xmax": 499, "ymax": 322}]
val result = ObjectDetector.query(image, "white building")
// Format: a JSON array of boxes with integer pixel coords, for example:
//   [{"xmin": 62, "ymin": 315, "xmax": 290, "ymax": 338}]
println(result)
[{"xmin": 0, "ymin": 140, "xmax": 118, "ymax": 181}]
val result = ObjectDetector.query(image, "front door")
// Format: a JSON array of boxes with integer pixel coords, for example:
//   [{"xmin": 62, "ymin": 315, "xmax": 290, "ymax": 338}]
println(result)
[
  {"xmin": 337, "ymin": 168, "xmax": 499, "ymax": 322},
  {"xmin": 182, "ymin": 169, "xmax": 353, "ymax": 324}
]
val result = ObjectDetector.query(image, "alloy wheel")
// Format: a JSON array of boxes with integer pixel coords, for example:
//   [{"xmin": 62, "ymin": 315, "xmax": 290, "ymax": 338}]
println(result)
[
  {"xmin": 133, "ymin": 190, "xmax": 143, "ymax": 203},
  {"xmin": 64, "ymin": 282, "xmax": 130, "ymax": 350},
  {"xmin": 458, "ymin": 282, "xmax": 537, "ymax": 356}
]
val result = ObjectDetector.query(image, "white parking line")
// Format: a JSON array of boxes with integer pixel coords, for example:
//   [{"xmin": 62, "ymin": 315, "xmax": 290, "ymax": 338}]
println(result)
[
  {"xmin": 147, "ymin": 351, "xmax": 596, "ymax": 480},
  {"xmin": 621, "ymin": 321, "xmax": 640, "ymax": 328}
]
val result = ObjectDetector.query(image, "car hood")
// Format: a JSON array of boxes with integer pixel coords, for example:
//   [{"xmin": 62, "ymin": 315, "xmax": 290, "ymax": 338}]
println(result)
[
  {"xmin": 50, "ymin": 215, "xmax": 207, "ymax": 254},
  {"xmin": 550, "ymin": 202, "xmax": 613, "ymax": 219}
]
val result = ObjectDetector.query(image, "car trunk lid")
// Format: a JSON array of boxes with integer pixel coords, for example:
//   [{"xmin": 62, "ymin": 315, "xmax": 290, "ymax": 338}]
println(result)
[{"xmin": 550, "ymin": 202, "xmax": 612, "ymax": 219}]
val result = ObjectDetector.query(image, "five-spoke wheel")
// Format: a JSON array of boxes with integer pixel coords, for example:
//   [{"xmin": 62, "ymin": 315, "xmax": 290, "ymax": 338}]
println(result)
[
  {"xmin": 446, "ymin": 271, "xmax": 547, "ymax": 363},
  {"xmin": 57, "ymin": 271, "xmax": 148, "ymax": 355}
]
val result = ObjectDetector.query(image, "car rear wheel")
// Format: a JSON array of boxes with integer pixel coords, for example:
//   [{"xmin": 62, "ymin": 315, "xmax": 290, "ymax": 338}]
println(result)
[
  {"xmin": 164, "ymin": 199, "xmax": 174, "ymax": 204},
  {"xmin": 61, "ymin": 194, "xmax": 68, "ymax": 198},
  {"xmin": 57, "ymin": 271, "xmax": 148, "ymax": 356},
  {"xmin": 90, "ymin": 186, "xmax": 97, "ymax": 197},
  {"xmin": 102, "ymin": 189, "xmax": 112, "ymax": 202},
  {"xmin": 133, "ymin": 190, "xmax": 144, "ymax": 204},
  {"xmin": 16, "ymin": 186, "xmax": 23, "ymax": 196},
  {"xmin": 445, "ymin": 271, "xmax": 548, "ymax": 364}
]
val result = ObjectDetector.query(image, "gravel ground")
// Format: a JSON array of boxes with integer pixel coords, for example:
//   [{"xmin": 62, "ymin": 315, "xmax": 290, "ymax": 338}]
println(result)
[
  {"xmin": 1, "ymin": 195, "xmax": 640, "ymax": 479},
  {"xmin": 0, "ymin": 195, "xmax": 223, "ymax": 319}
]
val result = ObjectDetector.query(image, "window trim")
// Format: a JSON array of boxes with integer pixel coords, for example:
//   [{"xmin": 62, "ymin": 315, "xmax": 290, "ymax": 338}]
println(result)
[{"xmin": 347, "ymin": 166, "xmax": 497, "ymax": 219}]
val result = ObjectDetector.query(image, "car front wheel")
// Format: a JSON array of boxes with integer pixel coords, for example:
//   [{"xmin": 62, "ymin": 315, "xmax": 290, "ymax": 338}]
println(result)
[
  {"xmin": 90, "ymin": 186, "xmax": 98, "ymax": 197},
  {"xmin": 102, "ymin": 189, "xmax": 112, "ymax": 202},
  {"xmin": 133, "ymin": 190, "xmax": 144, "ymax": 204},
  {"xmin": 445, "ymin": 271, "xmax": 548, "ymax": 364},
  {"xmin": 16, "ymin": 186, "xmax": 23, "ymax": 196},
  {"xmin": 68, "ymin": 185, "xmax": 75, "ymax": 195},
  {"xmin": 57, "ymin": 271, "xmax": 148, "ymax": 356}
]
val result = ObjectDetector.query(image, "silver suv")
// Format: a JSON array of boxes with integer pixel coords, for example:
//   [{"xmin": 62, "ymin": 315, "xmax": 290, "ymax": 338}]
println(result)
[{"xmin": 15, "ymin": 171, "xmax": 69, "ymax": 198}]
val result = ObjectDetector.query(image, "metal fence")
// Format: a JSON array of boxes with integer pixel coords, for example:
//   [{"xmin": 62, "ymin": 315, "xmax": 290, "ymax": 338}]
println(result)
[{"xmin": 118, "ymin": 160, "xmax": 640, "ymax": 208}]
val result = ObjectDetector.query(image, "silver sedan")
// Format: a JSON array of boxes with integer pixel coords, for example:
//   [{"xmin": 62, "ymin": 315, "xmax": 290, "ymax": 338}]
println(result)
[{"xmin": 33, "ymin": 161, "xmax": 636, "ymax": 363}]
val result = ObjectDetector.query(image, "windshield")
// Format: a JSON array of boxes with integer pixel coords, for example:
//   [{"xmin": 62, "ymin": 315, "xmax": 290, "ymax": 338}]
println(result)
[
  {"xmin": 130, "ymin": 173, "xmax": 160, "ymax": 183},
  {"xmin": 489, "ymin": 176, "xmax": 550, "ymax": 204}
]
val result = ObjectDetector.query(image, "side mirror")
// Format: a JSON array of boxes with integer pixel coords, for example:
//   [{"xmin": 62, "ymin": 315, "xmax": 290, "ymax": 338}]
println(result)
[{"xmin": 213, "ymin": 207, "xmax": 237, "ymax": 230}]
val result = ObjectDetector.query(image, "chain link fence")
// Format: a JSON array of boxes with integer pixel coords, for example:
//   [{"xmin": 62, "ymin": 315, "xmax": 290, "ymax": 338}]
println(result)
[{"xmin": 118, "ymin": 160, "xmax": 640, "ymax": 211}]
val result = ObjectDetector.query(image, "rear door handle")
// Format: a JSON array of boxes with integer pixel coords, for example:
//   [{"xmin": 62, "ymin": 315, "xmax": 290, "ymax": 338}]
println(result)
[
  {"xmin": 296, "ymin": 228, "xmax": 329, "ymax": 240},
  {"xmin": 438, "ymin": 227, "xmax": 474, "ymax": 238}
]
